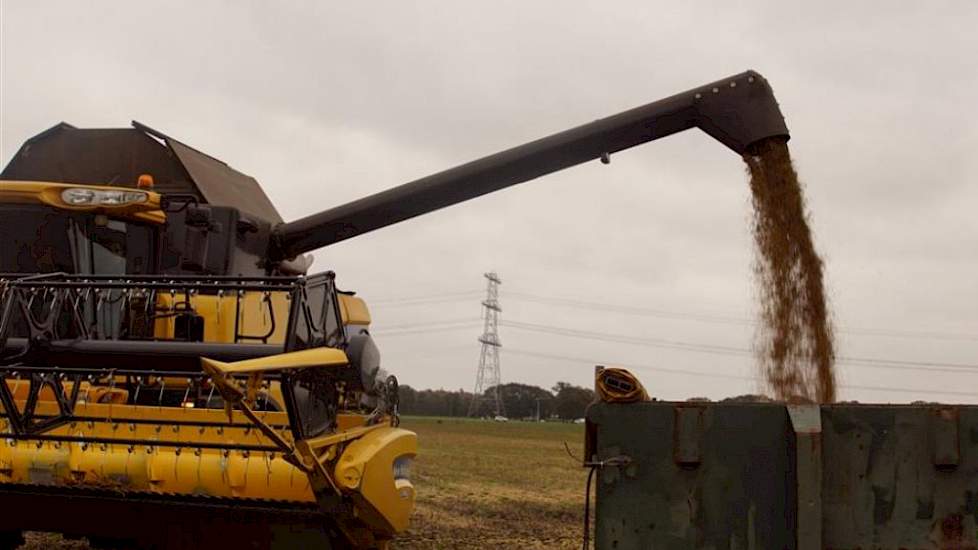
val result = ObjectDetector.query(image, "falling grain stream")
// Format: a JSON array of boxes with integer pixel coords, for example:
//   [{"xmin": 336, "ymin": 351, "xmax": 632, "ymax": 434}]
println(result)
[{"xmin": 745, "ymin": 137, "xmax": 836, "ymax": 403}]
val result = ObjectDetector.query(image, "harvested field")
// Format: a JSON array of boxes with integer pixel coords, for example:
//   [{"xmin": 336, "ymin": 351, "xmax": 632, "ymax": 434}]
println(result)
[{"xmin": 393, "ymin": 416, "xmax": 587, "ymax": 549}]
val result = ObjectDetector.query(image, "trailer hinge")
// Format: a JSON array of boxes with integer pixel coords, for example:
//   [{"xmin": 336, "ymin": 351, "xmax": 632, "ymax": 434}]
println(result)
[
  {"xmin": 932, "ymin": 406, "xmax": 960, "ymax": 471},
  {"xmin": 673, "ymin": 406, "xmax": 704, "ymax": 468}
]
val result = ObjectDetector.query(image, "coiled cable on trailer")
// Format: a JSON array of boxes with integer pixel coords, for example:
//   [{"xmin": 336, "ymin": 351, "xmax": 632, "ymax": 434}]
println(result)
[{"xmin": 595, "ymin": 366, "xmax": 649, "ymax": 403}]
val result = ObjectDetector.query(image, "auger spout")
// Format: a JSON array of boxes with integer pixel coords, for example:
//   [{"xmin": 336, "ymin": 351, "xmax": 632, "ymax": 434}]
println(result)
[{"xmin": 270, "ymin": 70, "xmax": 789, "ymax": 260}]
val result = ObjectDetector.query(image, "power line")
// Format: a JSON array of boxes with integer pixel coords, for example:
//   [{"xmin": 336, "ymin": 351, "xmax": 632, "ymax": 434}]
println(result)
[
  {"xmin": 372, "ymin": 343, "xmax": 475, "ymax": 359},
  {"xmin": 502, "ymin": 319, "xmax": 749, "ymax": 356},
  {"xmin": 839, "ymin": 383, "xmax": 977, "ymax": 398},
  {"xmin": 836, "ymin": 355, "xmax": 978, "ymax": 371},
  {"xmin": 504, "ymin": 291, "xmax": 978, "ymax": 342},
  {"xmin": 500, "ymin": 319, "xmax": 978, "ymax": 374},
  {"xmin": 506, "ymin": 348, "xmax": 750, "ymax": 381},
  {"xmin": 369, "ymin": 290, "xmax": 977, "ymax": 342},
  {"xmin": 369, "ymin": 291, "xmax": 482, "ymax": 306},
  {"xmin": 368, "ymin": 310, "xmax": 978, "ymax": 374},
  {"xmin": 365, "ymin": 290, "xmax": 976, "ymax": 342},
  {"xmin": 505, "ymin": 347, "xmax": 978, "ymax": 399},
  {"xmin": 371, "ymin": 318, "xmax": 480, "ymax": 332},
  {"xmin": 372, "ymin": 321, "xmax": 482, "ymax": 337},
  {"xmin": 373, "ymin": 316, "xmax": 978, "ymax": 373},
  {"xmin": 508, "ymin": 292, "xmax": 750, "ymax": 325}
]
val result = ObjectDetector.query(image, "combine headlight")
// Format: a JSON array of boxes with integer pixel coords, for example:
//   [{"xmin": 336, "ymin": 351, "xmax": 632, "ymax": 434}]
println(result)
[
  {"xmin": 61, "ymin": 188, "xmax": 148, "ymax": 206},
  {"xmin": 393, "ymin": 455, "xmax": 413, "ymax": 481}
]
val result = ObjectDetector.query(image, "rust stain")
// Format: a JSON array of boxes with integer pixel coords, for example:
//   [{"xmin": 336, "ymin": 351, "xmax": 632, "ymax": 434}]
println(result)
[
  {"xmin": 931, "ymin": 513, "xmax": 977, "ymax": 550},
  {"xmin": 937, "ymin": 408, "xmax": 960, "ymax": 422}
]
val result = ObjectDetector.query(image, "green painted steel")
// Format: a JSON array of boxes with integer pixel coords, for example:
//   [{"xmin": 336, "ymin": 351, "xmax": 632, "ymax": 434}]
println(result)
[{"xmin": 586, "ymin": 402, "xmax": 978, "ymax": 549}]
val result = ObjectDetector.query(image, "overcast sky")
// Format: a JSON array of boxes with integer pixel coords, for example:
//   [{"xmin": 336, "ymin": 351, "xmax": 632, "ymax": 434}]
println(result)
[{"xmin": 2, "ymin": 1, "xmax": 976, "ymax": 403}]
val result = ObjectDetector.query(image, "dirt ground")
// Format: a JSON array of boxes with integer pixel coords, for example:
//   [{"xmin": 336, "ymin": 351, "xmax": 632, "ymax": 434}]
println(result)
[
  {"xmin": 392, "ymin": 417, "xmax": 587, "ymax": 549},
  {"xmin": 18, "ymin": 417, "xmax": 588, "ymax": 549}
]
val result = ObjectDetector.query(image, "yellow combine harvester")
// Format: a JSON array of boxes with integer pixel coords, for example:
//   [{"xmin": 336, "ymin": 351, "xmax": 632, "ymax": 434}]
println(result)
[
  {"xmin": 0, "ymin": 70, "xmax": 788, "ymax": 548},
  {"xmin": 0, "ymin": 125, "xmax": 416, "ymax": 549}
]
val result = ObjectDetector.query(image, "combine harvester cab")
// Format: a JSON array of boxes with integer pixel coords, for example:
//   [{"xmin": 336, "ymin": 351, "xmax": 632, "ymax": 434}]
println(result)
[{"xmin": 0, "ymin": 125, "xmax": 415, "ymax": 549}]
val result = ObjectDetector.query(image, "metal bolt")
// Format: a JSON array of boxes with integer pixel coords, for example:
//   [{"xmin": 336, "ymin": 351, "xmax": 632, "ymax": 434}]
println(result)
[
  {"xmin": 694, "ymin": 92, "xmax": 702, "ymax": 99},
  {"xmin": 712, "ymin": 87, "xmax": 719, "ymax": 94},
  {"xmin": 729, "ymin": 81, "xmax": 737, "ymax": 88}
]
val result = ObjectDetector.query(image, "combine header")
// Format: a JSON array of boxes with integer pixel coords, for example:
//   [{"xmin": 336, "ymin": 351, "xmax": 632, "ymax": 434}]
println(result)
[
  {"xmin": 0, "ymin": 270, "xmax": 412, "ymax": 548},
  {"xmin": 0, "ymin": 70, "xmax": 797, "ymax": 548}
]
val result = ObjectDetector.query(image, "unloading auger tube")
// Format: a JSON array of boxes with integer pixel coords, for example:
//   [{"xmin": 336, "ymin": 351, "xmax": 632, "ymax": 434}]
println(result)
[{"xmin": 270, "ymin": 70, "xmax": 789, "ymax": 260}]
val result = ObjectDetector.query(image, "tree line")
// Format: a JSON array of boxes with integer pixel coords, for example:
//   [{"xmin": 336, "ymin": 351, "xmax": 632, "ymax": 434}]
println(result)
[{"xmin": 397, "ymin": 381, "xmax": 595, "ymax": 420}]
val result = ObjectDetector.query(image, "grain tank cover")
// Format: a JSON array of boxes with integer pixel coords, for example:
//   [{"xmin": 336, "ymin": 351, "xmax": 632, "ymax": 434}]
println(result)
[{"xmin": 1, "ymin": 121, "xmax": 282, "ymax": 223}]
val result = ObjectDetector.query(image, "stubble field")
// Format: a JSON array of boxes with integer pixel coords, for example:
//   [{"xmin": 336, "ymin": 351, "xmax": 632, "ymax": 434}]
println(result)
[{"xmin": 392, "ymin": 417, "xmax": 587, "ymax": 549}]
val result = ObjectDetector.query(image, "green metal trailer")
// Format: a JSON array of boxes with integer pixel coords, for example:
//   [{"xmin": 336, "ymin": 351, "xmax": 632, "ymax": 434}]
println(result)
[{"xmin": 586, "ymin": 401, "xmax": 977, "ymax": 549}]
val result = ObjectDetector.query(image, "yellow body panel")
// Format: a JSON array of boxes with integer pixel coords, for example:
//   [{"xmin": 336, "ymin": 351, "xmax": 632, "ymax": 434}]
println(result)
[
  {"xmin": 154, "ymin": 290, "xmax": 291, "ymax": 344},
  {"xmin": 0, "ymin": 390, "xmax": 376, "ymax": 502},
  {"xmin": 338, "ymin": 294, "xmax": 372, "ymax": 325},
  {"xmin": 7, "ymin": 380, "xmax": 128, "ymax": 406},
  {"xmin": 0, "ymin": 400, "xmax": 312, "ymax": 501},
  {"xmin": 334, "ymin": 427, "xmax": 417, "ymax": 534},
  {"xmin": 201, "ymin": 347, "xmax": 349, "ymax": 375},
  {"xmin": 0, "ymin": 180, "xmax": 165, "ymax": 223}
]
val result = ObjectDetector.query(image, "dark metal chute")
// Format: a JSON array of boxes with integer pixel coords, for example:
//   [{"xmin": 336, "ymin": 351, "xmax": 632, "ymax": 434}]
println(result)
[{"xmin": 270, "ymin": 70, "xmax": 789, "ymax": 259}]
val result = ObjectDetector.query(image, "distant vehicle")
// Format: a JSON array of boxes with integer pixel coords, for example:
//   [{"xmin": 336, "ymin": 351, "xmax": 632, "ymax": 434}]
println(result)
[
  {"xmin": 573, "ymin": 418, "xmax": 586, "ymax": 424},
  {"xmin": 493, "ymin": 416, "xmax": 509, "ymax": 422}
]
